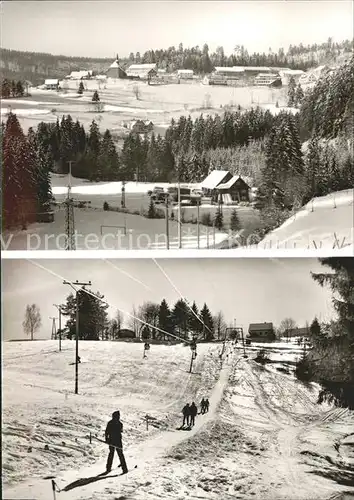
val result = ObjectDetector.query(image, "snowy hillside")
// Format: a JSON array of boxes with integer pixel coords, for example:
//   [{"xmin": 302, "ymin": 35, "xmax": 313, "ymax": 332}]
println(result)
[
  {"xmin": 3, "ymin": 340, "xmax": 354, "ymax": 500},
  {"xmin": 260, "ymin": 189, "xmax": 354, "ymax": 251}
]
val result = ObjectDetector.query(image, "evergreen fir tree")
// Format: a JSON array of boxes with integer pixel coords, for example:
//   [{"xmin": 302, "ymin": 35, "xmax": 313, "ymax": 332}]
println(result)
[
  {"xmin": 147, "ymin": 198, "xmax": 156, "ymax": 218},
  {"xmin": 172, "ymin": 299, "xmax": 189, "ymax": 339},
  {"xmin": 92, "ymin": 90, "xmax": 100, "ymax": 102},
  {"xmin": 214, "ymin": 207, "xmax": 223, "ymax": 230},
  {"xmin": 200, "ymin": 303, "xmax": 214, "ymax": 340},
  {"xmin": 230, "ymin": 208, "xmax": 241, "ymax": 232},
  {"xmin": 287, "ymin": 76, "xmax": 296, "ymax": 107},
  {"xmin": 78, "ymin": 81, "xmax": 85, "ymax": 95},
  {"xmin": 188, "ymin": 301, "xmax": 202, "ymax": 336},
  {"xmin": 295, "ymin": 83, "xmax": 304, "ymax": 107},
  {"xmin": 158, "ymin": 299, "xmax": 173, "ymax": 339}
]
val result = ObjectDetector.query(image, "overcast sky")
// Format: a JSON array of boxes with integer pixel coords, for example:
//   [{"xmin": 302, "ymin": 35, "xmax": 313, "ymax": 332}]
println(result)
[
  {"xmin": 1, "ymin": 1, "xmax": 353, "ymax": 59},
  {"xmin": 2, "ymin": 258, "xmax": 334, "ymax": 340}
]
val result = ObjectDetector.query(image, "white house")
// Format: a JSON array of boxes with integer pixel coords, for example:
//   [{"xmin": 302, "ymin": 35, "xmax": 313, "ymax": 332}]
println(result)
[
  {"xmin": 126, "ymin": 64, "xmax": 157, "ymax": 80},
  {"xmin": 44, "ymin": 79, "xmax": 59, "ymax": 90},
  {"xmin": 67, "ymin": 70, "xmax": 93, "ymax": 80},
  {"xmin": 177, "ymin": 69, "xmax": 194, "ymax": 79},
  {"xmin": 279, "ymin": 69, "xmax": 305, "ymax": 85}
]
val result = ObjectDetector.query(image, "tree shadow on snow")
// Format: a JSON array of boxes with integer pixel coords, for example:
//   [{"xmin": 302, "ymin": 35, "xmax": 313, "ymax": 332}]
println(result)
[{"xmin": 62, "ymin": 472, "xmax": 121, "ymax": 491}]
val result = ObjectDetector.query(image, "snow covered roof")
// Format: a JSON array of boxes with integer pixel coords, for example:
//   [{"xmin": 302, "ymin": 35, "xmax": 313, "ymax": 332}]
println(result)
[
  {"xmin": 177, "ymin": 69, "xmax": 194, "ymax": 74},
  {"xmin": 200, "ymin": 170, "xmax": 231, "ymax": 190},
  {"xmin": 249, "ymin": 323, "xmax": 274, "ymax": 331},
  {"xmin": 44, "ymin": 79, "xmax": 59, "ymax": 85},
  {"xmin": 69, "ymin": 71, "xmax": 92, "ymax": 79},
  {"xmin": 279, "ymin": 69, "xmax": 305, "ymax": 75},
  {"xmin": 127, "ymin": 64, "xmax": 157, "ymax": 71},
  {"xmin": 216, "ymin": 175, "xmax": 252, "ymax": 190},
  {"xmin": 214, "ymin": 66, "xmax": 245, "ymax": 73}
]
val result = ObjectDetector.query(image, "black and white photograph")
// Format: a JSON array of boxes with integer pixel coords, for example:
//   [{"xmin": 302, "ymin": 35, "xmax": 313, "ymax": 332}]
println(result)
[
  {"xmin": 2, "ymin": 257, "xmax": 354, "ymax": 499},
  {"xmin": 1, "ymin": 1, "xmax": 353, "ymax": 251}
]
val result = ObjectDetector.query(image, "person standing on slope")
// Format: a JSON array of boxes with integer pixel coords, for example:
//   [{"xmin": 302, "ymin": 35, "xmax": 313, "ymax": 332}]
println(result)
[
  {"xmin": 205, "ymin": 398, "xmax": 210, "ymax": 413},
  {"xmin": 182, "ymin": 403, "xmax": 191, "ymax": 427},
  {"xmin": 105, "ymin": 411, "xmax": 128, "ymax": 474},
  {"xmin": 190, "ymin": 402, "xmax": 198, "ymax": 426},
  {"xmin": 200, "ymin": 398, "xmax": 206, "ymax": 414}
]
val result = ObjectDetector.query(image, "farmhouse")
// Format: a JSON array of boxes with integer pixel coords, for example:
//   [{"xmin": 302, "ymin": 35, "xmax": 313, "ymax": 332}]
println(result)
[
  {"xmin": 209, "ymin": 66, "xmax": 274, "ymax": 86},
  {"xmin": 279, "ymin": 69, "xmax": 305, "ymax": 85},
  {"xmin": 200, "ymin": 170, "xmax": 233, "ymax": 195},
  {"xmin": 106, "ymin": 56, "xmax": 127, "ymax": 79},
  {"xmin": 216, "ymin": 175, "xmax": 251, "ymax": 203},
  {"xmin": 286, "ymin": 326, "xmax": 310, "ymax": 338},
  {"xmin": 67, "ymin": 70, "xmax": 93, "ymax": 80},
  {"xmin": 126, "ymin": 63, "xmax": 157, "ymax": 81},
  {"xmin": 44, "ymin": 79, "xmax": 59, "ymax": 90},
  {"xmin": 122, "ymin": 119, "xmax": 154, "ymax": 134},
  {"xmin": 117, "ymin": 329, "xmax": 136, "ymax": 339},
  {"xmin": 248, "ymin": 323, "xmax": 276, "ymax": 342},
  {"xmin": 177, "ymin": 69, "xmax": 194, "ymax": 79}
]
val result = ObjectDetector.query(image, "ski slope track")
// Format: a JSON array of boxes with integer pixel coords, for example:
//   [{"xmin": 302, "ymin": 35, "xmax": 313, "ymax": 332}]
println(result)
[
  {"xmin": 260, "ymin": 189, "xmax": 354, "ymax": 252},
  {"xmin": 3, "ymin": 341, "xmax": 354, "ymax": 500}
]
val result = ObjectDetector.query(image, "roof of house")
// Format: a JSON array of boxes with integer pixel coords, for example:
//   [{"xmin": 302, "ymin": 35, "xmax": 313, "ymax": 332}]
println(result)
[
  {"xmin": 279, "ymin": 69, "xmax": 305, "ymax": 75},
  {"xmin": 126, "ymin": 64, "xmax": 157, "ymax": 78},
  {"xmin": 214, "ymin": 66, "xmax": 245, "ymax": 73},
  {"xmin": 216, "ymin": 175, "xmax": 252, "ymax": 190},
  {"xmin": 200, "ymin": 170, "xmax": 231, "ymax": 190},
  {"xmin": 177, "ymin": 69, "xmax": 194, "ymax": 74},
  {"xmin": 69, "ymin": 70, "xmax": 92, "ymax": 79},
  {"xmin": 45, "ymin": 79, "xmax": 59, "ymax": 85},
  {"xmin": 108, "ymin": 60, "xmax": 126, "ymax": 72},
  {"xmin": 249, "ymin": 322, "xmax": 274, "ymax": 332},
  {"xmin": 288, "ymin": 327, "xmax": 310, "ymax": 336}
]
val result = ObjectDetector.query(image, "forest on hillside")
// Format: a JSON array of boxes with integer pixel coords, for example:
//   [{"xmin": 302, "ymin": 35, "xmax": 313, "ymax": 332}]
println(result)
[{"xmin": 2, "ymin": 38, "xmax": 353, "ymax": 84}]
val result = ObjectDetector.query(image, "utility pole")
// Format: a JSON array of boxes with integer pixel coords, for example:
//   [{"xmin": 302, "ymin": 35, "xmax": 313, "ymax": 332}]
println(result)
[
  {"xmin": 189, "ymin": 337, "xmax": 197, "ymax": 373},
  {"xmin": 121, "ymin": 180, "xmax": 126, "ymax": 208},
  {"xmin": 53, "ymin": 304, "xmax": 62, "ymax": 351},
  {"xmin": 65, "ymin": 161, "xmax": 76, "ymax": 251},
  {"xmin": 50, "ymin": 317, "xmax": 57, "ymax": 340},
  {"xmin": 240, "ymin": 327, "xmax": 247, "ymax": 358},
  {"xmin": 178, "ymin": 181, "xmax": 182, "ymax": 249},
  {"xmin": 197, "ymin": 199, "xmax": 200, "ymax": 249},
  {"xmin": 165, "ymin": 194, "xmax": 170, "ymax": 250},
  {"xmin": 63, "ymin": 280, "xmax": 92, "ymax": 394}
]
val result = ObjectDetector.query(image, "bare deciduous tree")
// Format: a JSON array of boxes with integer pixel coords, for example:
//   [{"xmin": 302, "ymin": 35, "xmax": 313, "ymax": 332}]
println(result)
[
  {"xmin": 132, "ymin": 84, "xmax": 141, "ymax": 100},
  {"xmin": 279, "ymin": 317, "xmax": 297, "ymax": 342},
  {"xmin": 22, "ymin": 304, "xmax": 41, "ymax": 340},
  {"xmin": 213, "ymin": 311, "xmax": 227, "ymax": 340}
]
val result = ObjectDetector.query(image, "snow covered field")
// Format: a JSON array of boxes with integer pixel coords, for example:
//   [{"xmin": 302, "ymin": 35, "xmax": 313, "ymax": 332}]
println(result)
[
  {"xmin": 0, "ymin": 80, "xmax": 287, "ymax": 133},
  {"xmin": 3, "ymin": 340, "xmax": 354, "ymax": 500}
]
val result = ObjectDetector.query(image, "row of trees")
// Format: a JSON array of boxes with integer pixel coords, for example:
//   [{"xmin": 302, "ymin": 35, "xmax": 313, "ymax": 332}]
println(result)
[
  {"xmin": 126, "ymin": 39, "xmax": 353, "ymax": 74},
  {"xmin": 2, "ymin": 113, "xmax": 53, "ymax": 229},
  {"xmin": 1, "ymin": 78, "xmax": 27, "ymax": 99},
  {"xmin": 25, "ymin": 292, "xmax": 228, "ymax": 342}
]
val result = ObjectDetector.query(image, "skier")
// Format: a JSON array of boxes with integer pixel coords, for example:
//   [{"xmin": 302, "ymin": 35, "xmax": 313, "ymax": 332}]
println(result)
[
  {"xmin": 205, "ymin": 398, "xmax": 209, "ymax": 413},
  {"xmin": 105, "ymin": 411, "xmax": 128, "ymax": 474},
  {"xmin": 182, "ymin": 403, "xmax": 191, "ymax": 427},
  {"xmin": 200, "ymin": 398, "xmax": 206, "ymax": 414},
  {"xmin": 190, "ymin": 402, "xmax": 198, "ymax": 426}
]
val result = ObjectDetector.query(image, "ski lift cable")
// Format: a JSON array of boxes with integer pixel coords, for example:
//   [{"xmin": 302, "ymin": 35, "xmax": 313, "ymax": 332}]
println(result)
[
  {"xmin": 152, "ymin": 258, "xmax": 214, "ymax": 337},
  {"xmin": 103, "ymin": 259, "xmax": 153, "ymax": 292},
  {"xmin": 26, "ymin": 260, "xmax": 192, "ymax": 345}
]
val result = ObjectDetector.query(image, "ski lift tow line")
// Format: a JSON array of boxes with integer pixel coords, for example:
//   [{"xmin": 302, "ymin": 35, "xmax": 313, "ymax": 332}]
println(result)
[
  {"xmin": 152, "ymin": 258, "xmax": 214, "ymax": 338},
  {"xmin": 26, "ymin": 260, "xmax": 193, "ymax": 346}
]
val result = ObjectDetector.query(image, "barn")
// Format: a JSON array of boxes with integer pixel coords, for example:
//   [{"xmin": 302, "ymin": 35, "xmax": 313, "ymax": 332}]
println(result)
[
  {"xmin": 215, "ymin": 175, "xmax": 251, "ymax": 203},
  {"xmin": 200, "ymin": 170, "xmax": 233, "ymax": 196},
  {"xmin": 126, "ymin": 63, "xmax": 157, "ymax": 82},
  {"xmin": 106, "ymin": 56, "xmax": 127, "ymax": 79},
  {"xmin": 248, "ymin": 323, "xmax": 276, "ymax": 342}
]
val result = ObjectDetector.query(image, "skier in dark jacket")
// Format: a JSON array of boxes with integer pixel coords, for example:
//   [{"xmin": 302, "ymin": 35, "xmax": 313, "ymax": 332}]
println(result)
[
  {"xmin": 105, "ymin": 411, "xmax": 128, "ymax": 474},
  {"xmin": 200, "ymin": 398, "xmax": 206, "ymax": 414},
  {"xmin": 190, "ymin": 402, "xmax": 198, "ymax": 426},
  {"xmin": 182, "ymin": 403, "xmax": 191, "ymax": 427}
]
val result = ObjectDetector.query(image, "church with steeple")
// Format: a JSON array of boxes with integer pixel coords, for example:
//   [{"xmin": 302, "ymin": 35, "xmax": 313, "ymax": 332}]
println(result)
[{"xmin": 106, "ymin": 54, "xmax": 127, "ymax": 79}]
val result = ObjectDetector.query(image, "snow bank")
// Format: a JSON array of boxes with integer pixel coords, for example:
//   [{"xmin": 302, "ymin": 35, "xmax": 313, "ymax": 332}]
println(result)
[{"xmin": 1, "ymin": 108, "xmax": 52, "ymax": 116}]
